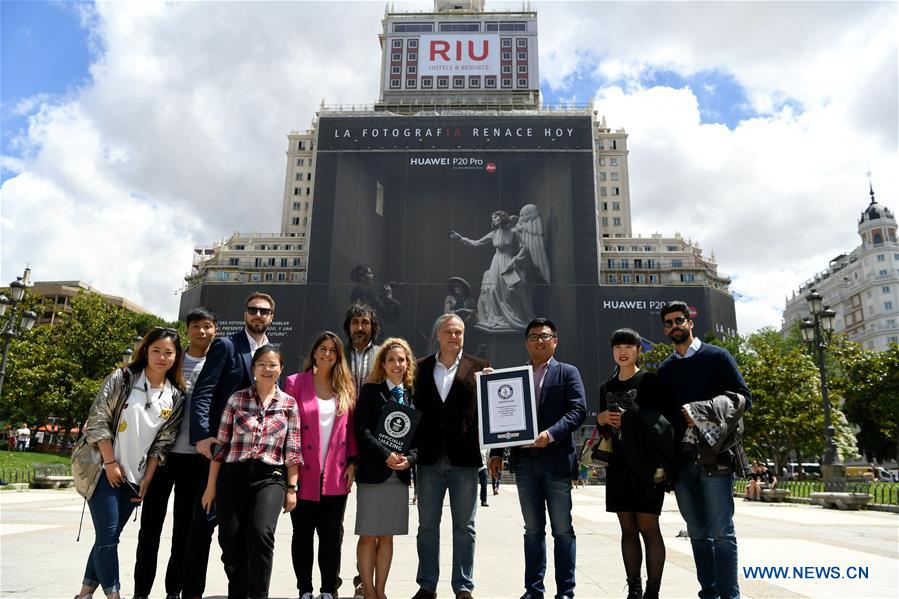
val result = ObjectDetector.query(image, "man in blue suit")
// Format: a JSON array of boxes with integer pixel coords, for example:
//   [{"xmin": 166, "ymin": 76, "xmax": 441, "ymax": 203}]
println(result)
[
  {"xmin": 191, "ymin": 291, "xmax": 275, "ymax": 458},
  {"xmin": 488, "ymin": 318, "xmax": 586, "ymax": 599}
]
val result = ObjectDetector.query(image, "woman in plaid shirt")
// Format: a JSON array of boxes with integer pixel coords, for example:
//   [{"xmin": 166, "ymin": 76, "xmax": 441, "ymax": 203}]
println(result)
[{"xmin": 202, "ymin": 345, "xmax": 302, "ymax": 599}]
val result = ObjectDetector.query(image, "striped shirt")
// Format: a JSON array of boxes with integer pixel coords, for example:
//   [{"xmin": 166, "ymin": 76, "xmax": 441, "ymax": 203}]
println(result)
[
  {"xmin": 214, "ymin": 385, "xmax": 303, "ymax": 467},
  {"xmin": 349, "ymin": 342, "xmax": 380, "ymax": 391}
]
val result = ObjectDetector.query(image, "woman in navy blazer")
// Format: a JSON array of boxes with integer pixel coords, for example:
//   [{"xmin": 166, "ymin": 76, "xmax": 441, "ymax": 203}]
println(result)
[
  {"xmin": 283, "ymin": 331, "xmax": 357, "ymax": 599},
  {"xmin": 354, "ymin": 338, "xmax": 418, "ymax": 599}
]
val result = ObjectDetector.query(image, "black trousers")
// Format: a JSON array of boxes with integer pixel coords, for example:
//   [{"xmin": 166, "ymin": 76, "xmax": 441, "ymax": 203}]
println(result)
[
  {"xmin": 217, "ymin": 460, "xmax": 286, "ymax": 599},
  {"xmin": 133, "ymin": 452, "xmax": 215, "ymax": 598},
  {"xmin": 290, "ymin": 493, "xmax": 349, "ymax": 595}
]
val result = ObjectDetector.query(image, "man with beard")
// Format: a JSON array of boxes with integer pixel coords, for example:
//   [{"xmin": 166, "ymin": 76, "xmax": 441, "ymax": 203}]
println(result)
[
  {"xmin": 190, "ymin": 292, "xmax": 275, "ymax": 597},
  {"xmin": 656, "ymin": 301, "xmax": 751, "ymax": 599},
  {"xmin": 342, "ymin": 302, "xmax": 381, "ymax": 599}
]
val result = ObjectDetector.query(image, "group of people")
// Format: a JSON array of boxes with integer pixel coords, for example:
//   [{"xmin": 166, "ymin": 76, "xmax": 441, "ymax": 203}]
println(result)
[{"xmin": 69, "ymin": 293, "xmax": 751, "ymax": 599}]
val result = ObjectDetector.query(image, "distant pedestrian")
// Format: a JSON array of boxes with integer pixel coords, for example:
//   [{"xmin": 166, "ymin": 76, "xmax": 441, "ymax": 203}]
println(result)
[
  {"xmin": 70, "ymin": 327, "xmax": 185, "ymax": 599},
  {"xmin": 16, "ymin": 424, "xmax": 30, "ymax": 451}
]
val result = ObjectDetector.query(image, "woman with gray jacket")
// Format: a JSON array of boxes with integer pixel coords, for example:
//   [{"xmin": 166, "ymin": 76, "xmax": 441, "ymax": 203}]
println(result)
[{"xmin": 71, "ymin": 327, "xmax": 185, "ymax": 599}]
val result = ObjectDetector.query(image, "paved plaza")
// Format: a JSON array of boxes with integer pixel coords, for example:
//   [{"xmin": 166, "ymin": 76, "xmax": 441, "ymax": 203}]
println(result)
[{"xmin": 1, "ymin": 484, "xmax": 896, "ymax": 598}]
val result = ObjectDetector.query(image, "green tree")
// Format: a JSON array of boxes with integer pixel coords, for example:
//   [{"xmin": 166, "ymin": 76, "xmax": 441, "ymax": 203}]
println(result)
[{"xmin": 1, "ymin": 292, "xmax": 139, "ymax": 451}]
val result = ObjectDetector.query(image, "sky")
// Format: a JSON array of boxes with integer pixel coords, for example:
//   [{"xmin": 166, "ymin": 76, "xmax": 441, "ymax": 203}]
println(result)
[{"xmin": 1, "ymin": 0, "xmax": 896, "ymax": 333}]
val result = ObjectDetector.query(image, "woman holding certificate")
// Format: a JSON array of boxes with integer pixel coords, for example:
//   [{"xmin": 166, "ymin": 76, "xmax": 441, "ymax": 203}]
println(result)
[{"xmin": 353, "ymin": 338, "xmax": 418, "ymax": 599}]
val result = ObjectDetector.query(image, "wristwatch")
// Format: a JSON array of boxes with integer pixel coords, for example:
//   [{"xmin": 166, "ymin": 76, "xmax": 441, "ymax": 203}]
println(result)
[{"xmin": 287, "ymin": 483, "xmax": 299, "ymax": 492}]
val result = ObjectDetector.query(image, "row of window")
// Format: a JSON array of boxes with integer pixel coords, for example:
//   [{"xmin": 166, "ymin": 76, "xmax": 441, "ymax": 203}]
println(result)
[
  {"xmin": 290, "ymin": 216, "xmax": 309, "ymax": 227},
  {"xmin": 875, "ymin": 253, "xmax": 899, "ymax": 262},
  {"xmin": 607, "ymin": 274, "xmax": 659, "ymax": 284},
  {"xmin": 596, "ymin": 141, "xmax": 619, "ymax": 151},
  {"xmin": 392, "ymin": 37, "xmax": 528, "ymax": 48},
  {"xmin": 598, "ymin": 172, "xmax": 619, "ymax": 182},
  {"xmin": 392, "ymin": 64, "xmax": 528, "ymax": 75},
  {"xmin": 601, "ymin": 217, "xmax": 622, "ymax": 227},
  {"xmin": 391, "ymin": 22, "xmax": 529, "ymax": 33},
  {"xmin": 391, "ymin": 51, "xmax": 528, "ymax": 62},
  {"xmin": 291, "ymin": 201, "xmax": 309, "ymax": 211},
  {"xmin": 226, "ymin": 257, "xmax": 306, "ymax": 268},
  {"xmin": 296, "ymin": 141, "xmax": 313, "ymax": 151},
  {"xmin": 605, "ymin": 259, "xmax": 662, "ymax": 269},
  {"xmin": 598, "ymin": 157, "xmax": 619, "ymax": 166},
  {"xmin": 295, "ymin": 172, "xmax": 312, "ymax": 181},
  {"xmin": 215, "ymin": 272, "xmax": 306, "ymax": 283},
  {"xmin": 598, "ymin": 187, "xmax": 621, "ymax": 197},
  {"xmin": 293, "ymin": 187, "xmax": 312, "ymax": 196},
  {"xmin": 390, "ymin": 76, "xmax": 528, "ymax": 89},
  {"xmin": 600, "ymin": 202, "xmax": 622, "ymax": 211},
  {"xmin": 232, "ymin": 244, "xmax": 303, "ymax": 251},
  {"xmin": 295, "ymin": 158, "xmax": 311, "ymax": 167}
]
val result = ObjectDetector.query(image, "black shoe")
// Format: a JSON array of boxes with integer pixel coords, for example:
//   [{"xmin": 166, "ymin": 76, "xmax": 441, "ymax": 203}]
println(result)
[
  {"xmin": 481, "ymin": 501, "xmax": 489, "ymax": 506},
  {"xmin": 412, "ymin": 588, "xmax": 437, "ymax": 599},
  {"xmin": 643, "ymin": 578, "xmax": 660, "ymax": 599},
  {"xmin": 626, "ymin": 578, "xmax": 642, "ymax": 599}
]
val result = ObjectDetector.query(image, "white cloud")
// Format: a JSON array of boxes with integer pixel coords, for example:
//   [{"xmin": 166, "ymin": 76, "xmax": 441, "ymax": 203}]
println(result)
[{"xmin": 1, "ymin": 0, "xmax": 896, "ymax": 330}]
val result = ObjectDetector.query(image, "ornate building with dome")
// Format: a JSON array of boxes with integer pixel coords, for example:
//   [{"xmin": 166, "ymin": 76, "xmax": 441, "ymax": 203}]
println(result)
[{"xmin": 783, "ymin": 183, "xmax": 899, "ymax": 350}]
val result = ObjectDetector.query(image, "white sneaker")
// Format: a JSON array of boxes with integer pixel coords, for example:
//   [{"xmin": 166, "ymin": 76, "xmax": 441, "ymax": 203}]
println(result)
[
  {"xmin": 300, "ymin": 593, "xmax": 315, "ymax": 599},
  {"xmin": 318, "ymin": 594, "xmax": 335, "ymax": 599}
]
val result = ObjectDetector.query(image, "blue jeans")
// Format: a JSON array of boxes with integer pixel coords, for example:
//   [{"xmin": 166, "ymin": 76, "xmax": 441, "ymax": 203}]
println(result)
[
  {"xmin": 415, "ymin": 458, "xmax": 478, "ymax": 594},
  {"xmin": 83, "ymin": 474, "xmax": 139, "ymax": 595},
  {"xmin": 674, "ymin": 459, "xmax": 739, "ymax": 599},
  {"xmin": 514, "ymin": 452, "xmax": 576, "ymax": 599}
]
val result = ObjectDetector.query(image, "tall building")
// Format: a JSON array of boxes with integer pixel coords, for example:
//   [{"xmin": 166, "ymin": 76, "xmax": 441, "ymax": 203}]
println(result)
[{"xmin": 782, "ymin": 184, "xmax": 899, "ymax": 350}]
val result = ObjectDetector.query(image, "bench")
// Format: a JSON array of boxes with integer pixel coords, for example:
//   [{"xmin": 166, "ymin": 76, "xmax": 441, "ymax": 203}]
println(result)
[
  {"xmin": 30, "ymin": 475, "xmax": 75, "ymax": 489},
  {"xmin": 761, "ymin": 488, "xmax": 790, "ymax": 503},
  {"xmin": 809, "ymin": 492, "xmax": 871, "ymax": 510}
]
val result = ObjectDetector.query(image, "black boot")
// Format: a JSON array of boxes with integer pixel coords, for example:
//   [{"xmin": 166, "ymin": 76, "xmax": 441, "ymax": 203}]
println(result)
[
  {"xmin": 626, "ymin": 578, "xmax": 642, "ymax": 599},
  {"xmin": 643, "ymin": 578, "xmax": 660, "ymax": 599}
]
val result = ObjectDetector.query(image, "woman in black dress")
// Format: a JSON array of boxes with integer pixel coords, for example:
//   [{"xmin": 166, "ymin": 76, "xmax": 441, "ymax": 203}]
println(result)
[{"xmin": 597, "ymin": 328, "xmax": 674, "ymax": 599}]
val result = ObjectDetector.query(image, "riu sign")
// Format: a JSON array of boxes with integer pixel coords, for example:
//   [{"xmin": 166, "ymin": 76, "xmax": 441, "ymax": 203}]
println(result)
[{"xmin": 419, "ymin": 34, "xmax": 501, "ymax": 76}]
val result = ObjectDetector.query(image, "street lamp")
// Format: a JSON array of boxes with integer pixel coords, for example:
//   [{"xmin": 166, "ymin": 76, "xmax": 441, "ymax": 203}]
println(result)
[
  {"xmin": 799, "ymin": 288, "xmax": 838, "ymax": 467},
  {"xmin": 0, "ymin": 270, "xmax": 39, "ymax": 398}
]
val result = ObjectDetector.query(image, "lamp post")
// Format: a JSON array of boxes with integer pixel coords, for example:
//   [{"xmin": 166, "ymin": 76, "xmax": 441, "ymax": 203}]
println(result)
[
  {"xmin": 799, "ymin": 288, "xmax": 838, "ymax": 466},
  {"xmin": 0, "ymin": 270, "xmax": 39, "ymax": 398}
]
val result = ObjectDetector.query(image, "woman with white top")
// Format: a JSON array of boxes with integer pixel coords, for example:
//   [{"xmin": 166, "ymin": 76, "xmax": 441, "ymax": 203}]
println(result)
[
  {"xmin": 71, "ymin": 327, "xmax": 185, "ymax": 599},
  {"xmin": 284, "ymin": 331, "xmax": 358, "ymax": 599}
]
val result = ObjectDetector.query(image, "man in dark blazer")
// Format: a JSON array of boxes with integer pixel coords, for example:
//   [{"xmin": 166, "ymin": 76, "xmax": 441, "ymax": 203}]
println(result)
[
  {"xmin": 488, "ymin": 318, "xmax": 586, "ymax": 599},
  {"xmin": 411, "ymin": 313, "xmax": 490, "ymax": 599},
  {"xmin": 190, "ymin": 291, "xmax": 275, "ymax": 457}
]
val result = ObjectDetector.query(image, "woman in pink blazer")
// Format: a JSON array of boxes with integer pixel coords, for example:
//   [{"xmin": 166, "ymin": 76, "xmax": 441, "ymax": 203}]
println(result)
[{"xmin": 283, "ymin": 331, "xmax": 357, "ymax": 599}]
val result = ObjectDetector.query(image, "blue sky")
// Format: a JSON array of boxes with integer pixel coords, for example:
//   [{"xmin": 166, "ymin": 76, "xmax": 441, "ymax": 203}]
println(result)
[{"xmin": 1, "ymin": 1, "xmax": 94, "ymax": 179}]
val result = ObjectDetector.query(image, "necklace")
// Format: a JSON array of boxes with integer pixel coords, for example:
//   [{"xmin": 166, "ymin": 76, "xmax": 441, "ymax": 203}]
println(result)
[{"xmin": 142, "ymin": 381, "xmax": 167, "ymax": 409}]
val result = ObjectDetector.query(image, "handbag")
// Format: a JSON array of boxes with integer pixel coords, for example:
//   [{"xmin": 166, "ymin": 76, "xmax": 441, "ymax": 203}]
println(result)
[{"xmin": 580, "ymin": 427, "xmax": 613, "ymax": 467}]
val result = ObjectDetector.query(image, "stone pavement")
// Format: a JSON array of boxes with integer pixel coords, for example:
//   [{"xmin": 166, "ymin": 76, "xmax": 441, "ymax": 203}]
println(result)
[{"xmin": 1, "ymin": 483, "xmax": 896, "ymax": 598}]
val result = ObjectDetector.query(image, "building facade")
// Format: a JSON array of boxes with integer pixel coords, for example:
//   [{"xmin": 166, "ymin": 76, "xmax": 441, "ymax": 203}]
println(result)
[
  {"xmin": 23, "ymin": 281, "xmax": 151, "ymax": 326},
  {"xmin": 783, "ymin": 186, "xmax": 899, "ymax": 350}
]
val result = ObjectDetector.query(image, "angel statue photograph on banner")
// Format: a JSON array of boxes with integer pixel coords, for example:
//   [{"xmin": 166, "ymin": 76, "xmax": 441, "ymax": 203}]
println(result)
[{"xmin": 449, "ymin": 204, "xmax": 551, "ymax": 332}]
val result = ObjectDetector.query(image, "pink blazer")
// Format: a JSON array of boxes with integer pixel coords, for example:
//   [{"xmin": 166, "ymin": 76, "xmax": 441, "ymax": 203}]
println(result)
[{"xmin": 283, "ymin": 371, "xmax": 357, "ymax": 502}]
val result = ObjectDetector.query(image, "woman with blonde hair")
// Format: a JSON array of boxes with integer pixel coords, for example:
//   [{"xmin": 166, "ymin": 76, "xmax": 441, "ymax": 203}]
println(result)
[
  {"xmin": 284, "ymin": 331, "xmax": 358, "ymax": 599},
  {"xmin": 354, "ymin": 338, "xmax": 418, "ymax": 599}
]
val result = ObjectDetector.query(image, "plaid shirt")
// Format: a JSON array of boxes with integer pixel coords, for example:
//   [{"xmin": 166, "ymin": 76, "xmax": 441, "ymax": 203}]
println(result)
[{"xmin": 214, "ymin": 385, "xmax": 303, "ymax": 467}]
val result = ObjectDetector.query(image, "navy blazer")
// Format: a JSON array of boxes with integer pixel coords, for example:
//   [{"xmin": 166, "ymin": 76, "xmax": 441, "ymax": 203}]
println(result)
[
  {"xmin": 190, "ymin": 331, "xmax": 254, "ymax": 443},
  {"xmin": 354, "ymin": 381, "xmax": 417, "ymax": 485},
  {"xmin": 491, "ymin": 358, "xmax": 587, "ymax": 478}
]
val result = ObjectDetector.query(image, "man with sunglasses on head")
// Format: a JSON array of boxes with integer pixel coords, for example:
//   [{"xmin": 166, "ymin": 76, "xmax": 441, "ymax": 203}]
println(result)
[{"xmin": 656, "ymin": 301, "xmax": 751, "ymax": 599}]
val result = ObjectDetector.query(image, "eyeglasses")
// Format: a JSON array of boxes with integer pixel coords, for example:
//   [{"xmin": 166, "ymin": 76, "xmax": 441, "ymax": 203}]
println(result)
[
  {"xmin": 663, "ymin": 316, "xmax": 689, "ymax": 329},
  {"xmin": 254, "ymin": 362, "xmax": 281, "ymax": 370},
  {"xmin": 246, "ymin": 306, "xmax": 273, "ymax": 316},
  {"xmin": 152, "ymin": 326, "xmax": 180, "ymax": 338},
  {"xmin": 527, "ymin": 333, "xmax": 557, "ymax": 342}
]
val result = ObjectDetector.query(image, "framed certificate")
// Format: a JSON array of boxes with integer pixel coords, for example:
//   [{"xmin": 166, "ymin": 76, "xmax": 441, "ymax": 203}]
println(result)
[{"xmin": 476, "ymin": 365, "xmax": 537, "ymax": 449}]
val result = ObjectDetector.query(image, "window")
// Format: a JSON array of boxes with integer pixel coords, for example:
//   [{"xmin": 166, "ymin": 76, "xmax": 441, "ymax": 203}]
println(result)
[
  {"xmin": 517, "ymin": 65, "xmax": 527, "ymax": 73},
  {"xmin": 277, "ymin": 273, "xmax": 287, "ymax": 282},
  {"xmin": 422, "ymin": 77, "xmax": 433, "ymax": 88},
  {"xmin": 634, "ymin": 259, "xmax": 643, "ymax": 268},
  {"xmin": 612, "ymin": 201, "xmax": 620, "ymax": 211},
  {"xmin": 293, "ymin": 187, "xmax": 300, "ymax": 195},
  {"xmin": 517, "ymin": 78, "xmax": 528, "ymax": 87},
  {"xmin": 254, "ymin": 258, "xmax": 262, "ymax": 267},
  {"xmin": 469, "ymin": 76, "xmax": 480, "ymax": 88},
  {"xmin": 502, "ymin": 79, "xmax": 512, "ymax": 88},
  {"xmin": 291, "ymin": 217, "xmax": 300, "ymax": 225},
  {"xmin": 453, "ymin": 76, "xmax": 464, "ymax": 88},
  {"xmin": 407, "ymin": 65, "xmax": 417, "ymax": 74},
  {"xmin": 610, "ymin": 140, "xmax": 617, "ymax": 150},
  {"xmin": 622, "ymin": 274, "xmax": 631, "ymax": 283},
  {"xmin": 890, "ymin": 336, "xmax": 899, "ymax": 344},
  {"xmin": 296, "ymin": 158, "xmax": 304, "ymax": 166},
  {"xmin": 264, "ymin": 273, "xmax": 274, "ymax": 282},
  {"xmin": 635, "ymin": 275, "xmax": 645, "ymax": 283},
  {"xmin": 293, "ymin": 258, "xmax": 302, "ymax": 267},
  {"xmin": 391, "ymin": 66, "xmax": 401, "ymax": 74},
  {"xmin": 886, "ymin": 301, "xmax": 894, "ymax": 310},
  {"xmin": 596, "ymin": 141, "xmax": 604, "ymax": 150},
  {"xmin": 611, "ymin": 187, "xmax": 620, "ymax": 195},
  {"xmin": 672, "ymin": 259, "xmax": 683, "ymax": 268},
  {"xmin": 517, "ymin": 52, "xmax": 527, "ymax": 60},
  {"xmin": 667, "ymin": 245, "xmax": 679, "ymax": 251},
  {"xmin": 485, "ymin": 21, "xmax": 527, "ymax": 32},
  {"xmin": 598, "ymin": 157, "xmax": 606, "ymax": 165},
  {"xmin": 393, "ymin": 23, "xmax": 433, "ymax": 33},
  {"xmin": 647, "ymin": 259, "xmax": 657, "ymax": 268},
  {"xmin": 267, "ymin": 258, "xmax": 276, "ymax": 266},
  {"xmin": 292, "ymin": 202, "xmax": 301, "ymax": 210},
  {"xmin": 680, "ymin": 273, "xmax": 696, "ymax": 282},
  {"xmin": 599, "ymin": 172, "xmax": 606, "ymax": 181},
  {"xmin": 610, "ymin": 157, "xmax": 618, "ymax": 166},
  {"xmin": 439, "ymin": 22, "xmax": 479, "ymax": 32},
  {"xmin": 607, "ymin": 259, "xmax": 618, "ymax": 268},
  {"xmin": 295, "ymin": 173, "xmax": 301, "ymax": 181},
  {"xmin": 600, "ymin": 186, "xmax": 607, "ymax": 196},
  {"xmin": 407, "ymin": 52, "xmax": 417, "ymax": 61},
  {"xmin": 502, "ymin": 52, "xmax": 512, "ymax": 60},
  {"xmin": 306, "ymin": 188, "xmax": 311, "ymax": 195},
  {"xmin": 601, "ymin": 217, "xmax": 609, "ymax": 226},
  {"xmin": 888, "ymin": 319, "xmax": 896, "ymax": 327},
  {"xmin": 516, "ymin": 38, "xmax": 527, "ymax": 47},
  {"xmin": 613, "ymin": 217, "xmax": 622, "ymax": 226},
  {"xmin": 502, "ymin": 65, "xmax": 512, "ymax": 73},
  {"xmin": 610, "ymin": 172, "xmax": 619, "ymax": 181},
  {"xmin": 391, "ymin": 52, "xmax": 401, "ymax": 61},
  {"xmin": 437, "ymin": 77, "xmax": 449, "ymax": 88},
  {"xmin": 392, "ymin": 39, "xmax": 403, "ymax": 48},
  {"xmin": 895, "ymin": 254, "xmax": 899, "ymax": 260},
  {"xmin": 485, "ymin": 76, "xmax": 496, "ymax": 88},
  {"xmin": 607, "ymin": 274, "xmax": 617, "ymax": 284},
  {"xmin": 307, "ymin": 173, "xmax": 311, "ymax": 181},
  {"xmin": 880, "ymin": 269, "xmax": 889, "ymax": 276},
  {"xmin": 620, "ymin": 259, "xmax": 629, "ymax": 268},
  {"xmin": 280, "ymin": 258, "xmax": 289, "ymax": 267},
  {"xmin": 877, "ymin": 254, "xmax": 886, "ymax": 262},
  {"xmin": 390, "ymin": 80, "xmax": 400, "ymax": 88},
  {"xmin": 601, "ymin": 201, "xmax": 608, "ymax": 210},
  {"xmin": 235, "ymin": 244, "xmax": 245, "ymax": 250},
  {"xmin": 883, "ymin": 286, "xmax": 891, "ymax": 293},
  {"xmin": 408, "ymin": 39, "xmax": 418, "ymax": 48},
  {"xmin": 501, "ymin": 38, "xmax": 512, "ymax": 47},
  {"xmin": 228, "ymin": 258, "xmax": 239, "ymax": 266},
  {"xmin": 649, "ymin": 275, "xmax": 658, "ymax": 283}
]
